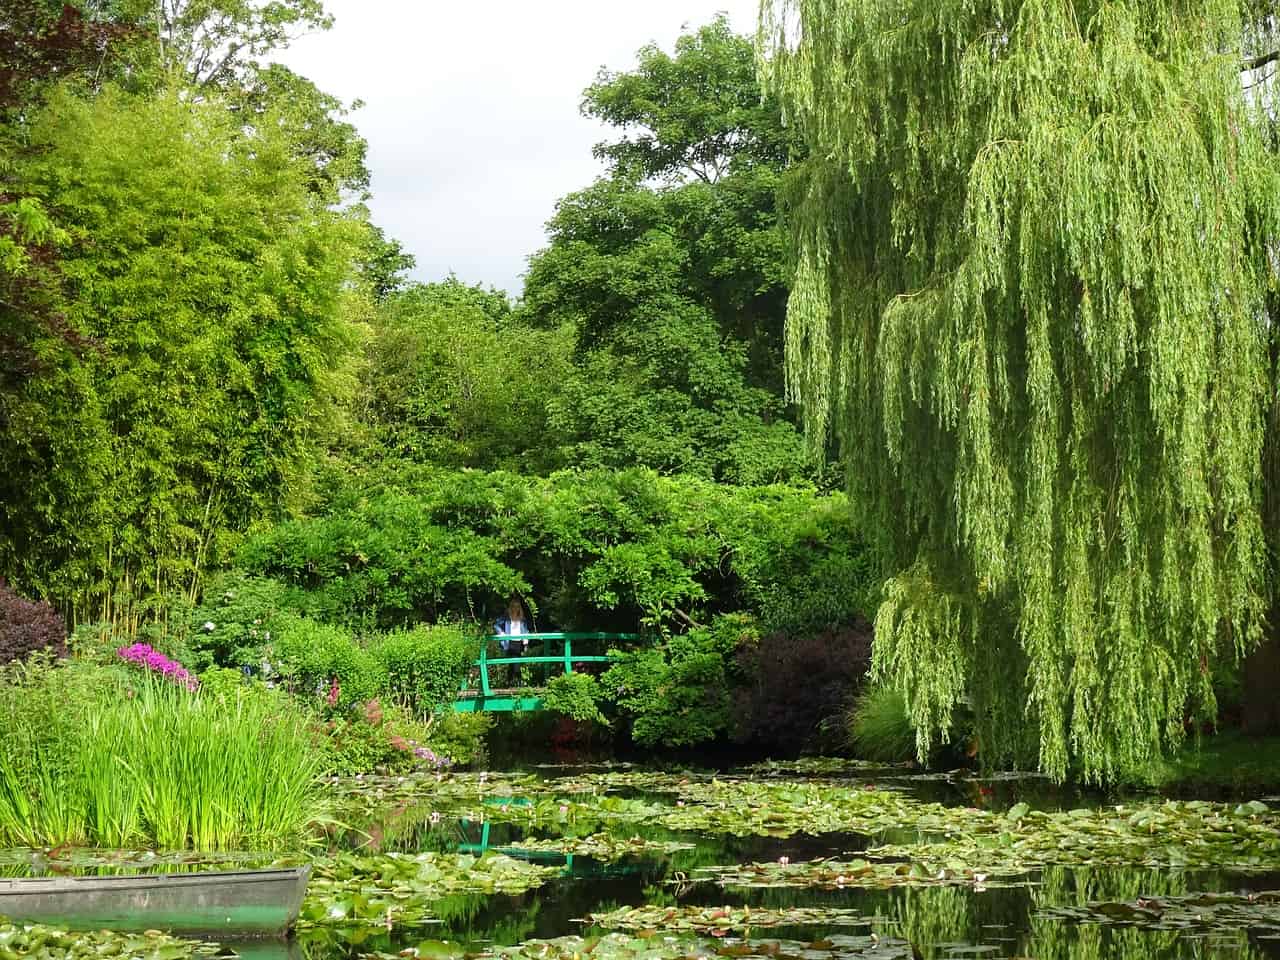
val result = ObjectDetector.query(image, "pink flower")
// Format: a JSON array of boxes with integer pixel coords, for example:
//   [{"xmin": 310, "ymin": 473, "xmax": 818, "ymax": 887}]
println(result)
[{"xmin": 116, "ymin": 643, "xmax": 199, "ymax": 691}]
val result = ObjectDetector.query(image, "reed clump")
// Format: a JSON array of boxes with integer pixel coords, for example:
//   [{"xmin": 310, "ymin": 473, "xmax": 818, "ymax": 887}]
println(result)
[{"xmin": 0, "ymin": 656, "xmax": 328, "ymax": 849}]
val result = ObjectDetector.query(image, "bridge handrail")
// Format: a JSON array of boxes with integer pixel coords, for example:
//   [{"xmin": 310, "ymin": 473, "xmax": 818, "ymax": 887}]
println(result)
[
  {"xmin": 461, "ymin": 631, "xmax": 640, "ymax": 700},
  {"xmin": 473, "ymin": 655, "xmax": 615, "ymax": 666},
  {"xmin": 479, "ymin": 631, "xmax": 639, "ymax": 642}
]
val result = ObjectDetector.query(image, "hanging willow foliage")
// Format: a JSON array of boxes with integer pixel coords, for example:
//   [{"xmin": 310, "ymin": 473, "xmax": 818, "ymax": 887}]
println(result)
[{"xmin": 760, "ymin": 0, "xmax": 1280, "ymax": 781}]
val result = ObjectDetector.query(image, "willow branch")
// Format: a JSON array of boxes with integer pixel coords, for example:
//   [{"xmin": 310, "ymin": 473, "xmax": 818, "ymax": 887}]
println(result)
[{"xmin": 1244, "ymin": 49, "xmax": 1280, "ymax": 72}]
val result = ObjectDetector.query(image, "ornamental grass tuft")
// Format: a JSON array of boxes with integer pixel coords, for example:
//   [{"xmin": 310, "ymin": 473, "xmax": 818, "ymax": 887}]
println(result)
[{"xmin": 0, "ymin": 655, "xmax": 328, "ymax": 849}]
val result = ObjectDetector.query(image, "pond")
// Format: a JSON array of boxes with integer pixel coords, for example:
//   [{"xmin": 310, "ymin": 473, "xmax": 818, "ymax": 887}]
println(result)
[{"xmin": 3, "ymin": 759, "xmax": 1278, "ymax": 960}]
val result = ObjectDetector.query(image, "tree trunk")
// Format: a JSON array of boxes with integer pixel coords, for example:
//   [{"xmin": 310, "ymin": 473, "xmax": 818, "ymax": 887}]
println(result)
[{"xmin": 1242, "ymin": 626, "xmax": 1280, "ymax": 735}]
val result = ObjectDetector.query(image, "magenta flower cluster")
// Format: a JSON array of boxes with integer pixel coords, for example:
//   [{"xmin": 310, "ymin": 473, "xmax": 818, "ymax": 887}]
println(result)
[{"xmin": 117, "ymin": 642, "xmax": 199, "ymax": 691}]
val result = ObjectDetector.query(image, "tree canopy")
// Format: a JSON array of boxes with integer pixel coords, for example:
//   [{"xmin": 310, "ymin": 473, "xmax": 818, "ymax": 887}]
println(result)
[
  {"xmin": 0, "ymin": 87, "xmax": 362, "ymax": 626},
  {"xmin": 523, "ymin": 17, "xmax": 812, "ymax": 485},
  {"xmin": 763, "ymin": 0, "xmax": 1280, "ymax": 779}
]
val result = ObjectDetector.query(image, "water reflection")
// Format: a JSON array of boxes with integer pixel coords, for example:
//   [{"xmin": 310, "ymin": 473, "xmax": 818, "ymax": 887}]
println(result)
[{"xmin": 2, "ymin": 767, "xmax": 1276, "ymax": 960}]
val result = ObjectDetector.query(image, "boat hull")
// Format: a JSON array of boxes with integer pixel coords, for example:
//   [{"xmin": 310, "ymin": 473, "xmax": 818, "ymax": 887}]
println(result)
[{"xmin": 0, "ymin": 866, "xmax": 310, "ymax": 938}]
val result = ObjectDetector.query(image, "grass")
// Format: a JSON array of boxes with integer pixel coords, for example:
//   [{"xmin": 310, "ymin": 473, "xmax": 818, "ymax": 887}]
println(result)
[
  {"xmin": 846, "ymin": 685, "xmax": 919, "ymax": 762},
  {"xmin": 0, "ymin": 657, "xmax": 329, "ymax": 849}
]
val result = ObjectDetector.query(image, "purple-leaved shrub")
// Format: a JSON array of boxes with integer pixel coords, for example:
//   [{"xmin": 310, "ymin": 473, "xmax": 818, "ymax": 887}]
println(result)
[{"xmin": 0, "ymin": 582, "xmax": 67, "ymax": 664}]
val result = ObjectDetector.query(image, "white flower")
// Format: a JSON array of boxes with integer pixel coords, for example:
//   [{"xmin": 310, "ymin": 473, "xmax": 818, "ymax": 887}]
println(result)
[{"xmin": 202, "ymin": 621, "xmax": 216, "ymax": 632}]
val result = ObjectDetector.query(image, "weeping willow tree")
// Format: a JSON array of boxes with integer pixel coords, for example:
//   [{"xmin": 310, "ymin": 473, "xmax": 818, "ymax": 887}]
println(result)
[{"xmin": 760, "ymin": 0, "xmax": 1280, "ymax": 781}]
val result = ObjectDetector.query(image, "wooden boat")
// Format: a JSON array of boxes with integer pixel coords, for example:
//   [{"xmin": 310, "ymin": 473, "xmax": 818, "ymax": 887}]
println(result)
[{"xmin": 0, "ymin": 866, "xmax": 311, "ymax": 938}]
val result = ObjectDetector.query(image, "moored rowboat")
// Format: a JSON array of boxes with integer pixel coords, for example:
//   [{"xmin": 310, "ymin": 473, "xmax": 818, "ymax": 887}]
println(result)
[{"xmin": 0, "ymin": 866, "xmax": 311, "ymax": 938}]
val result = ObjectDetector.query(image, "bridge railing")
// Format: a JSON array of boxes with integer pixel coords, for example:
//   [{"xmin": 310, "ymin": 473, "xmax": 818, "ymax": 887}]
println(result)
[{"xmin": 454, "ymin": 632, "xmax": 638, "ymax": 713}]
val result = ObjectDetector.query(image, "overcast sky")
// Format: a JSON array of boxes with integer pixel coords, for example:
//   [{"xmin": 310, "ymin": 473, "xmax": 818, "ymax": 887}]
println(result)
[{"xmin": 277, "ymin": 2, "xmax": 761, "ymax": 296}]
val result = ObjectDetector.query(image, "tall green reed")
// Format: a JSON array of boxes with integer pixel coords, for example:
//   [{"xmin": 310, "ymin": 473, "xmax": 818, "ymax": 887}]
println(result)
[{"xmin": 0, "ymin": 658, "xmax": 328, "ymax": 850}]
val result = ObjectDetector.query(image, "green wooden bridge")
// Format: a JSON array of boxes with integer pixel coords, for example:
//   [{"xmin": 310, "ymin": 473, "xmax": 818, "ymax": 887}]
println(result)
[{"xmin": 452, "ymin": 632, "xmax": 637, "ymax": 713}]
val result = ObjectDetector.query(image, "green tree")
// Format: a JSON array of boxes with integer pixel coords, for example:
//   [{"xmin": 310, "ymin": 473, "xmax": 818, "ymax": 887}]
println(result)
[
  {"xmin": 149, "ymin": 0, "xmax": 331, "ymax": 90},
  {"xmin": 0, "ymin": 86, "xmax": 362, "ymax": 626},
  {"xmin": 362, "ymin": 278, "xmax": 570, "ymax": 472},
  {"xmin": 226, "ymin": 63, "xmax": 370, "ymax": 201},
  {"xmin": 763, "ymin": 0, "xmax": 1280, "ymax": 778},
  {"xmin": 522, "ymin": 17, "xmax": 811, "ymax": 483}
]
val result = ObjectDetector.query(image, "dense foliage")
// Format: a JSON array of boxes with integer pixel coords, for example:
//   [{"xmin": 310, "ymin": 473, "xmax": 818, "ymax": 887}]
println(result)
[
  {"xmin": 198, "ymin": 467, "xmax": 873, "ymax": 750},
  {"xmin": 763, "ymin": 0, "xmax": 1280, "ymax": 779},
  {"xmin": 521, "ymin": 17, "xmax": 812, "ymax": 484},
  {"xmin": 230, "ymin": 466, "xmax": 871, "ymax": 635},
  {"xmin": 362, "ymin": 279, "xmax": 570, "ymax": 472},
  {"xmin": 734, "ymin": 621, "xmax": 873, "ymax": 752},
  {"xmin": 0, "ymin": 86, "xmax": 364, "ymax": 628}
]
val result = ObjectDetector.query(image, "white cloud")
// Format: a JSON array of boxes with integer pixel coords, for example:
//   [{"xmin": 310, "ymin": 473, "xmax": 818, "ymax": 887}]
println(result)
[{"xmin": 276, "ymin": 1, "xmax": 761, "ymax": 296}]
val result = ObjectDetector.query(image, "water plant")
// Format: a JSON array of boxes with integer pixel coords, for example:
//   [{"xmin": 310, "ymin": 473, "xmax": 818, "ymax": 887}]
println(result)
[
  {"xmin": 300, "ymin": 851, "xmax": 560, "ymax": 927},
  {"xmin": 0, "ymin": 658, "xmax": 327, "ymax": 848},
  {"xmin": 590, "ymin": 905, "xmax": 875, "ymax": 933},
  {"xmin": 362, "ymin": 933, "xmax": 920, "ymax": 960},
  {"xmin": 0, "ymin": 921, "xmax": 219, "ymax": 960},
  {"xmin": 846, "ymin": 687, "xmax": 919, "ymax": 763}
]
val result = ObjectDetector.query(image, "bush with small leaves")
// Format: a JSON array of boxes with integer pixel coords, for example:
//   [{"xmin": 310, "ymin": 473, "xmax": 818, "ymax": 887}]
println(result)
[{"xmin": 0, "ymin": 584, "xmax": 66, "ymax": 664}]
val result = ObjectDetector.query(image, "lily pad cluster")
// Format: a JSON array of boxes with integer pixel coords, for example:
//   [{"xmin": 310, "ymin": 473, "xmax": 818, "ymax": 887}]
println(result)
[
  {"xmin": 693, "ymin": 857, "xmax": 1026, "ymax": 890},
  {"xmin": 742, "ymin": 759, "xmax": 912, "ymax": 778},
  {"xmin": 868, "ymin": 800, "xmax": 1280, "ymax": 871},
  {"xmin": 1038, "ymin": 890, "xmax": 1280, "ymax": 933},
  {"xmin": 301, "ymin": 852, "xmax": 560, "ymax": 927},
  {"xmin": 589, "ymin": 905, "xmax": 875, "ymax": 933},
  {"xmin": 360, "ymin": 932, "xmax": 918, "ymax": 960},
  {"xmin": 0, "ymin": 921, "xmax": 216, "ymax": 960},
  {"xmin": 511, "ymin": 833, "xmax": 695, "ymax": 859},
  {"xmin": 334, "ymin": 770, "xmax": 1280, "ymax": 878}
]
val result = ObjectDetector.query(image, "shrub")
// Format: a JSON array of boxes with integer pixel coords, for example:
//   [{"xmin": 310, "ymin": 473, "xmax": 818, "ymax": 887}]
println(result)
[
  {"xmin": 543, "ymin": 672, "xmax": 608, "ymax": 726},
  {"xmin": 116, "ymin": 642, "xmax": 199, "ymax": 691},
  {"xmin": 271, "ymin": 617, "xmax": 386, "ymax": 709},
  {"xmin": 0, "ymin": 584, "xmax": 66, "ymax": 664},
  {"xmin": 320, "ymin": 698, "xmax": 454, "ymax": 776},
  {"xmin": 601, "ymin": 614, "xmax": 751, "ymax": 748},
  {"xmin": 733, "ymin": 620, "xmax": 873, "ymax": 753},
  {"xmin": 198, "ymin": 666, "xmax": 248, "ymax": 701},
  {"xmin": 367, "ymin": 623, "xmax": 479, "ymax": 717},
  {"xmin": 188, "ymin": 572, "xmax": 296, "ymax": 670},
  {"xmin": 847, "ymin": 686, "xmax": 918, "ymax": 763},
  {"xmin": 423, "ymin": 711, "xmax": 492, "ymax": 767}
]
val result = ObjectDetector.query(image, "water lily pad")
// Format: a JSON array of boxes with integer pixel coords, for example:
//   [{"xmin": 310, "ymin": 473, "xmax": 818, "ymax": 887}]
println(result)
[
  {"xmin": 589, "ymin": 905, "xmax": 875, "ymax": 933},
  {"xmin": 0, "ymin": 920, "xmax": 219, "ymax": 960}
]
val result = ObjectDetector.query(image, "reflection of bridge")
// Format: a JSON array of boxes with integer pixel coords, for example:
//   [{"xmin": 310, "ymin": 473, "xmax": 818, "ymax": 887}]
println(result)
[
  {"xmin": 457, "ymin": 820, "xmax": 578, "ymax": 868},
  {"xmin": 456, "ymin": 812, "xmax": 644, "ymax": 877},
  {"xmin": 452, "ymin": 632, "xmax": 637, "ymax": 713}
]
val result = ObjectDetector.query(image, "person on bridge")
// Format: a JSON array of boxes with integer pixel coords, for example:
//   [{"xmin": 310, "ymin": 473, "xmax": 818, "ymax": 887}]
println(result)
[{"xmin": 495, "ymin": 596, "xmax": 530, "ymax": 654}]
